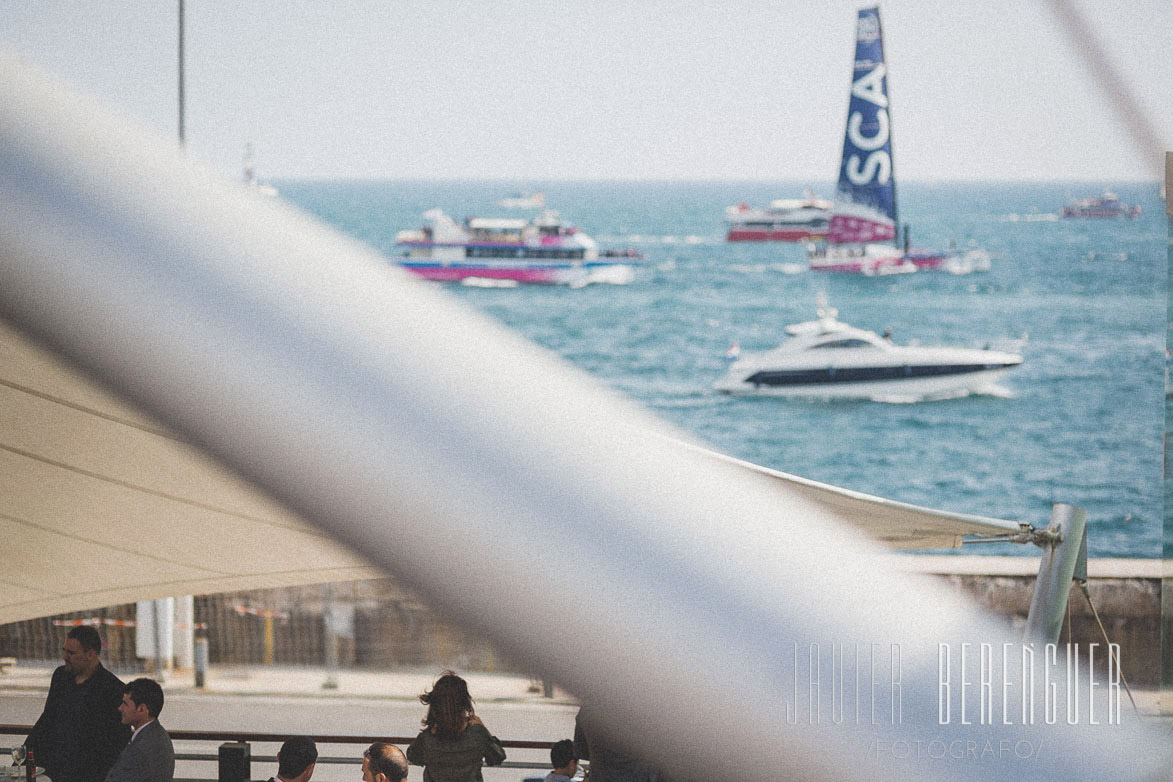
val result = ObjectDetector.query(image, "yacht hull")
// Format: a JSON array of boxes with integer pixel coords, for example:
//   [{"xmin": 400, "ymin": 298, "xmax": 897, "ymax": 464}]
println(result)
[
  {"xmin": 713, "ymin": 299, "xmax": 1023, "ymax": 401},
  {"xmin": 727, "ymin": 225, "xmax": 829, "ymax": 242},
  {"xmin": 399, "ymin": 260, "xmax": 635, "ymax": 286},
  {"xmin": 716, "ymin": 364, "xmax": 1019, "ymax": 400},
  {"xmin": 808, "ymin": 249, "xmax": 949, "ymax": 274}
]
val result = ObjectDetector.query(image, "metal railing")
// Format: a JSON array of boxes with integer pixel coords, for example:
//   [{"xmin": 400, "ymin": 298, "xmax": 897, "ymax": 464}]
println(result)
[{"xmin": 1, "ymin": 727, "xmax": 557, "ymax": 779}]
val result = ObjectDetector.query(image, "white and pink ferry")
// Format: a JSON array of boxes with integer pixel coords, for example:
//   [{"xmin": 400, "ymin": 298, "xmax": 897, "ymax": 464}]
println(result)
[
  {"xmin": 724, "ymin": 192, "xmax": 833, "ymax": 242},
  {"xmin": 395, "ymin": 208, "xmax": 641, "ymax": 285}
]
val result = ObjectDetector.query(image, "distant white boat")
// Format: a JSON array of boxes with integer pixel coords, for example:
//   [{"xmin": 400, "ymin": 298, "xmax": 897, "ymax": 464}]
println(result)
[
  {"xmin": 724, "ymin": 190, "xmax": 833, "ymax": 242},
  {"xmin": 1059, "ymin": 190, "xmax": 1141, "ymax": 219},
  {"xmin": 395, "ymin": 208, "xmax": 642, "ymax": 285},
  {"xmin": 715, "ymin": 298, "xmax": 1023, "ymax": 401},
  {"xmin": 497, "ymin": 191, "xmax": 545, "ymax": 209}
]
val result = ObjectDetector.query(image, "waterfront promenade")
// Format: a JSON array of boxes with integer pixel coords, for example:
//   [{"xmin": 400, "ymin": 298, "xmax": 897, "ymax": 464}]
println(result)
[
  {"xmin": 1, "ymin": 657, "xmax": 1170, "ymax": 781},
  {"xmin": 0, "ymin": 665, "xmax": 578, "ymax": 782}
]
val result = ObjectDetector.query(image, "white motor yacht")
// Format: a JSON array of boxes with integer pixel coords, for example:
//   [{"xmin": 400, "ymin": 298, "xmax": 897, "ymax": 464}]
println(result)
[{"xmin": 715, "ymin": 302, "xmax": 1023, "ymax": 400}]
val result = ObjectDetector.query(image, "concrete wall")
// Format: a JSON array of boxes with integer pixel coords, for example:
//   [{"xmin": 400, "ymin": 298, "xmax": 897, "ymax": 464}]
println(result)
[{"xmin": 894, "ymin": 556, "xmax": 1163, "ymax": 686}]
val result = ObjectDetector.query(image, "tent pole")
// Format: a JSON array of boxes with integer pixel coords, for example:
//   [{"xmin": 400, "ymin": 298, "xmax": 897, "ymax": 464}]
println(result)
[{"xmin": 1023, "ymin": 503, "xmax": 1088, "ymax": 645}]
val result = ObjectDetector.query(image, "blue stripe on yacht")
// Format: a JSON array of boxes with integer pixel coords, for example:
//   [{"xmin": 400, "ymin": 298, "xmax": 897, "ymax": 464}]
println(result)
[{"xmin": 745, "ymin": 363, "xmax": 1016, "ymax": 386}]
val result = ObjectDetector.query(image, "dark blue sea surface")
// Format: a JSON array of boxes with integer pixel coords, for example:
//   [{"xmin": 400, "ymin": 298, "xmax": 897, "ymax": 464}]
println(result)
[{"xmin": 277, "ymin": 179, "xmax": 1166, "ymax": 558}]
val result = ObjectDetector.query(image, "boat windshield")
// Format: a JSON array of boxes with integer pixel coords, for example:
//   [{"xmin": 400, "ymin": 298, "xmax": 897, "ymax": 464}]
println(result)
[{"xmin": 808, "ymin": 338, "xmax": 877, "ymax": 349}]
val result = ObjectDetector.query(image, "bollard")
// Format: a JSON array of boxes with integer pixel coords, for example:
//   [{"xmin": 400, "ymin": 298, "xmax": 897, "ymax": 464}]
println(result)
[
  {"xmin": 218, "ymin": 742, "xmax": 249, "ymax": 782},
  {"xmin": 152, "ymin": 598, "xmax": 167, "ymax": 682},
  {"xmin": 194, "ymin": 636, "xmax": 208, "ymax": 689},
  {"xmin": 322, "ymin": 583, "xmax": 339, "ymax": 690},
  {"xmin": 263, "ymin": 615, "xmax": 275, "ymax": 665}
]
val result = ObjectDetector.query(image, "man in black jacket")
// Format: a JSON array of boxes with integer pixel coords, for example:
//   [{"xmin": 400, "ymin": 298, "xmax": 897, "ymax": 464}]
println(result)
[
  {"xmin": 26, "ymin": 626, "xmax": 132, "ymax": 782},
  {"xmin": 573, "ymin": 708, "xmax": 660, "ymax": 782}
]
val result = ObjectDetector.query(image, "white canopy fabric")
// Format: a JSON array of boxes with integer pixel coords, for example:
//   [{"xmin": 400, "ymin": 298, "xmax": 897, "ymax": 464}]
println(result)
[
  {"xmin": 684, "ymin": 444, "xmax": 1024, "ymax": 549},
  {"xmin": 0, "ymin": 319, "xmax": 384, "ymax": 625},
  {"xmin": 0, "ymin": 313, "xmax": 1020, "ymax": 625}
]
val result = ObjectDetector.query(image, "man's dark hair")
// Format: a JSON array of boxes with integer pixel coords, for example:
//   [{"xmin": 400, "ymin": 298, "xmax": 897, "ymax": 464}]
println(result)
[
  {"xmin": 67, "ymin": 625, "xmax": 102, "ymax": 654},
  {"xmin": 278, "ymin": 736, "xmax": 318, "ymax": 779},
  {"xmin": 365, "ymin": 743, "xmax": 408, "ymax": 782},
  {"xmin": 550, "ymin": 739, "xmax": 576, "ymax": 770},
  {"xmin": 125, "ymin": 678, "xmax": 165, "ymax": 718}
]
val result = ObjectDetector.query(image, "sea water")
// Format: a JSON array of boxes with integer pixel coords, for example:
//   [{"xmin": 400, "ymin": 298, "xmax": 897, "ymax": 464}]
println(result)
[{"xmin": 277, "ymin": 179, "xmax": 1166, "ymax": 558}]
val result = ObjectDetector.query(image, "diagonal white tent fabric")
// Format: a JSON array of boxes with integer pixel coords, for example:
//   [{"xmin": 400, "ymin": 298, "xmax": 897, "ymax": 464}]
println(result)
[
  {"xmin": 0, "ymin": 319, "xmax": 381, "ymax": 624},
  {"xmin": 0, "ymin": 56, "xmax": 1166, "ymax": 781}
]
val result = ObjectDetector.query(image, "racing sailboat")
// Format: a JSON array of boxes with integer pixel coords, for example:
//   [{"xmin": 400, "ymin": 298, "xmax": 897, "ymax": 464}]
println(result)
[{"xmin": 808, "ymin": 7, "xmax": 979, "ymax": 274}]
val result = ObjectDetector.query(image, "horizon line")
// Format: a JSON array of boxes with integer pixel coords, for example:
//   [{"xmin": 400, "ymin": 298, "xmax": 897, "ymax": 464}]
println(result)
[{"xmin": 261, "ymin": 174, "xmax": 1164, "ymax": 186}]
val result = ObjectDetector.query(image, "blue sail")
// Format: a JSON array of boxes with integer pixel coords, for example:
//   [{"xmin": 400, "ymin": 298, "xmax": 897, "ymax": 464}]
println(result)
[{"xmin": 828, "ymin": 6, "xmax": 897, "ymax": 244}]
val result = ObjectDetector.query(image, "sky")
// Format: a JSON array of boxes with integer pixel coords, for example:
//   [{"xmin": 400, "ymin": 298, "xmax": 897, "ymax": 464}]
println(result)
[{"xmin": 2, "ymin": 0, "xmax": 1170, "ymax": 182}]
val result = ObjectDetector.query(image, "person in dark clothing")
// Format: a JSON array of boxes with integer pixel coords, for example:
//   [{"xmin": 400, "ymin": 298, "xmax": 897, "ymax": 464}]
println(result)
[
  {"xmin": 544, "ymin": 739, "xmax": 578, "ymax": 782},
  {"xmin": 573, "ymin": 709, "xmax": 659, "ymax": 782},
  {"xmin": 406, "ymin": 671, "xmax": 506, "ymax": 782},
  {"xmin": 26, "ymin": 626, "xmax": 131, "ymax": 782},
  {"xmin": 270, "ymin": 736, "xmax": 318, "ymax": 782}
]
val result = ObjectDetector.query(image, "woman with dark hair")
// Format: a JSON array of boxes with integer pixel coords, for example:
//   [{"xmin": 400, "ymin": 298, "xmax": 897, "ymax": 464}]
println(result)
[{"xmin": 406, "ymin": 671, "xmax": 506, "ymax": 782}]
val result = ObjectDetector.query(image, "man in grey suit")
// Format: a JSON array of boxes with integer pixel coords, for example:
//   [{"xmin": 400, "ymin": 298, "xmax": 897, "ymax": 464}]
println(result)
[{"xmin": 105, "ymin": 678, "xmax": 174, "ymax": 782}]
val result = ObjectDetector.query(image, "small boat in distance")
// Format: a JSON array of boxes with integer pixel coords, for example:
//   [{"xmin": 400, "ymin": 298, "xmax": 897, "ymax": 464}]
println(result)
[
  {"xmin": 724, "ymin": 190, "xmax": 833, "ymax": 242},
  {"xmin": 714, "ymin": 298, "xmax": 1023, "ymax": 401},
  {"xmin": 808, "ymin": 7, "xmax": 981, "ymax": 274},
  {"xmin": 1059, "ymin": 191, "xmax": 1141, "ymax": 219},
  {"xmin": 394, "ymin": 208, "xmax": 643, "ymax": 286},
  {"xmin": 497, "ymin": 192, "xmax": 546, "ymax": 209}
]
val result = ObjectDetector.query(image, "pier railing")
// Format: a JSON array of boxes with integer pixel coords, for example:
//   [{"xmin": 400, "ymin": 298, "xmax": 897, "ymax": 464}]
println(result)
[{"xmin": 1, "ymin": 727, "xmax": 556, "ymax": 780}]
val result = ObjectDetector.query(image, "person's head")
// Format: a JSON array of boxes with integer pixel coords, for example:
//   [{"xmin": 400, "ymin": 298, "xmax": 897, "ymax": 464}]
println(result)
[
  {"xmin": 362, "ymin": 743, "xmax": 408, "ymax": 782},
  {"xmin": 63, "ymin": 626, "xmax": 102, "ymax": 677},
  {"xmin": 550, "ymin": 739, "xmax": 577, "ymax": 777},
  {"xmin": 278, "ymin": 736, "xmax": 318, "ymax": 782},
  {"xmin": 419, "ymin": 671, "xmax": 474, "ymax": 739},
  {"xmin": 119, "ymin": 678, "xmax": 164, "ymax": 729}
]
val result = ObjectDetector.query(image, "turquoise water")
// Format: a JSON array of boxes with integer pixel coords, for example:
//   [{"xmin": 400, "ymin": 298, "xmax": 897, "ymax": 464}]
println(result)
[{"xmin": 277, "ymin": 179, "xmax": 1166, "ymax": 558}]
